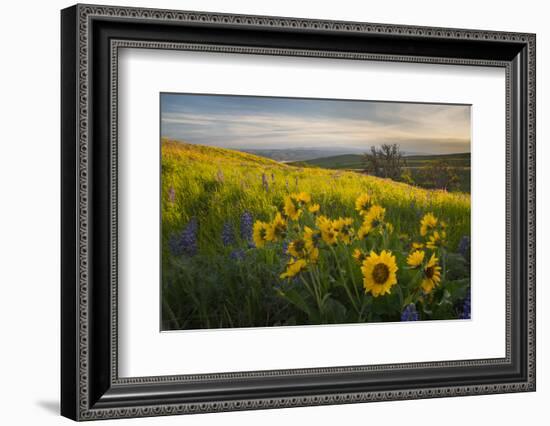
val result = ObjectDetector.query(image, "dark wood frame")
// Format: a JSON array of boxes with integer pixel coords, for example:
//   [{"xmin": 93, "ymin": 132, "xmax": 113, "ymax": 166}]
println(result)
[{"xmin": 61, "ymin": 4, "xmax": 536, "ymax": 421}]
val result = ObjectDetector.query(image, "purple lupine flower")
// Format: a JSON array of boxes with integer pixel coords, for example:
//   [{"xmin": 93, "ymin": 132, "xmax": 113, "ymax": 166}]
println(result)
[
  {"xmin": 229, "ymin": 249, "xmax": 245, "ymax": 261},
  {"xmin": 221, "ymin": 222, "xmax": 235, "ymax": 246},
  {"xmin": 459, "ymin": 294, "xmax": 471, "ymax": 319},
  {"xmin": 168, "ymin": 237, "xmax": 180, "ymax": 256},
  {"xmin": 281, "ymin": 240, "xmax": 289, "ymax": 257},
  {"xmin": 458, "ymin": 236, "xmax": 470, "ymax": 259},
  {"xmin": 168, "ymin": 186, "xmax": 176, "ymax": 203},
  {"xmin": 169, "ymin": 217, "xmax": 198, "ymax": 257},
  {"xmin": 240, "ymin": 211, "xmax": 253, "ymax": 242},
  {"xmin": 401, "ymin": 303, "xmax": 419, "ymax": 321}
]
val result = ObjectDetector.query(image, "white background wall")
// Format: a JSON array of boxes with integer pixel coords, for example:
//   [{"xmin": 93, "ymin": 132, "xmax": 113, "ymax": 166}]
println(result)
[{"xmin": 0, "ymin": 0, "xmax": 546, "ymax": 424}]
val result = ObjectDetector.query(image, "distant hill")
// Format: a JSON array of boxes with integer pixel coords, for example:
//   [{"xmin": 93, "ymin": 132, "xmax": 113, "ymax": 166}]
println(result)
[
  {"xmin": 239, "ymin": 147, "xmax": 365, "ymax": 162},
  {"xmin": 404, "ymin": 153, "xmax": 470, "ymax": 168},
  {"xmin": 289, "ymin": 152, "xmax": 470, "ymax": 170},
  {"xmin": 289, "ymin": 154, "xmax": 364, "ymax": 170}
]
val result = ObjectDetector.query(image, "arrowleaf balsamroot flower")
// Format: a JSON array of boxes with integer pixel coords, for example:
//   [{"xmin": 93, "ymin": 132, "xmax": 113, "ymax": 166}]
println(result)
[
  {"xmin": 361, "ymin": 250, "xmax": 398, "ymax": 297},
  {"xmin": 411, "ymin": 242, "xmax": 424, "ymax": 251},
  {"xmin": 316, "ymin": 215, "xmax": 338, "ymax": 245},
  {"xmin": 426, "ymin": 230, "xmax": 446, "ymax": 249},
  {"xmin": 283, "ymin": 196, "xmax": 301, "ymax": 221},
  {"xmin": 332, "ymin": 217, "xmax": 354, "ymax": 244},
  {"xmin": 308, "ymin": 203, "xmax": 320, "ymax": 214},
  {"xmin": 303, "ymin": 226, "xmax": 320, "ymax": 251},
  {"xmin": 420, "ymin": 212, "xmax": 438, "ymax": 236},
  {"xmin": 287, "ymin": 238, "xmax": 307, "ymax": 258},
  {"xmin": 421, "ymin": 253, "xmax": 442, "ymax": 293},
  {"xmin": 357, "ymin": 204, "xmax": 386, "ymax": 239},
  {"xmin": 253, "ymin": 221, "xmax": 270, "ymax": 248},
  {"xmin": 407, "ymin": 250, "xmax": 425, "ymax": 268},
  {"xmin": 355, "ymin": 193, "xmax": 372, "ymax": 216},
  {"xmin": 266, "ymin": 212, "xmax": 287, "ymax": 242},
  {"xmin": 352, "ymin": 249, "xmax": 366, "ymax": 264},
  {"xmin": 291, "ymin": 192, "xmax": 311, "ymax": 205},
  {"xmin": 280, "ymin": 258, "xmax": 308, "ymax": 280}
]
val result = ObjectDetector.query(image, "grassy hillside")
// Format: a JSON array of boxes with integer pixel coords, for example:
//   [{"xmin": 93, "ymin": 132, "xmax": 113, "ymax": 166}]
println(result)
[
  {"xmin": 290, "ymin": 152, "xmax": 470, "ymax": 170},
  {"xmin": 162, "ymin": 139, "xmax": 471, "ymax": 330},
  {"xmin": 289, "ymin": 154, "xmax": 365, "ymax": 170},
  {"xmin": 289, "ymin": 152, "xmax": 471, "ymax": 192}
]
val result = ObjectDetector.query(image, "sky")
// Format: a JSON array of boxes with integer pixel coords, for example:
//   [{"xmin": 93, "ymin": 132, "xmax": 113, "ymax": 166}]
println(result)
[{"xmin": 160, "ymin": 93, "xmax": 471, "ymax": 155}]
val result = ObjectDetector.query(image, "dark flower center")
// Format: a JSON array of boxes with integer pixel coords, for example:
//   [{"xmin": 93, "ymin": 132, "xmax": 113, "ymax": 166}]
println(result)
[
  {"xmin": 372, "ymin": 263, "xmax": 390, "ymax": 284},
  {"xmin": 425, "ymin": 266, "xmax": 435, "ymax": 279},
  {"xmin": 294, "ymin": 240, "xmax": 305, "ymax": 251},
  {"xmin": 274, "ymin": 224, "xmax": 286, "ymax": 236}
]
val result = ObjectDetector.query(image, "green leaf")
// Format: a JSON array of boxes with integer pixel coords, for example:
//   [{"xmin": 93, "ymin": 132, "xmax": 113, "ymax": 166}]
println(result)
[{"xmin": 277, "ymin": 288, "xmax": 314, "ymax": 320}]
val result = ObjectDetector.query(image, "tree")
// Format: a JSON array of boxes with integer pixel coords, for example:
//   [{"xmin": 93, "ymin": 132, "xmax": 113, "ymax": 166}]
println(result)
[
  {"xmin": 421, "ymin": 160, "xmax": 460, "ymax": 191},
  {"xmin": 363, "ymin": 144, "xmax": 406, "ymax": 181}
]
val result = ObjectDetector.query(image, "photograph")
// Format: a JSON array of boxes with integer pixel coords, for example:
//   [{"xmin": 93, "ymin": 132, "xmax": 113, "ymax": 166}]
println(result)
[{"xmin": 160, "ymin": 93, "xmax": 472, "ymax": 330}]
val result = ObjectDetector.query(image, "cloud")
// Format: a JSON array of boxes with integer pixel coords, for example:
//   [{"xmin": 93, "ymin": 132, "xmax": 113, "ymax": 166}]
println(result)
[{"xmin": 160, "ymin": 95, "xmax": 470, "ymax": 154}]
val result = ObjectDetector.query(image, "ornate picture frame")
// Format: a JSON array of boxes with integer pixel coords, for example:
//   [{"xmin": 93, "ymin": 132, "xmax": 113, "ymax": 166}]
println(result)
[{"xmin": 61, "ymin": 4, "xmax": 535, "ymax": 421}]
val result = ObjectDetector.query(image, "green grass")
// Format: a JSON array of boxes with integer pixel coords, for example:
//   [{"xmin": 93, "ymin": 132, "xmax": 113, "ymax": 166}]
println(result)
[
  {"xmin": 289, "ymin": 154, "xmax": 366, "ymax": 170},
  {"xmin": 289, "ymin": 152, "xmax": 471, "ymax": 193},
  {"xmin": 161, "ymin": 139, "xmax": 471, "ymax": 330}
]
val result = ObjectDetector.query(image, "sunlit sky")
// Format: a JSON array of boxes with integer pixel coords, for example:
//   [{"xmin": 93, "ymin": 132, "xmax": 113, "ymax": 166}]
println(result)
[{"xmin": 160, "ymin": 93, "xmax": 471, "ymax": 155}]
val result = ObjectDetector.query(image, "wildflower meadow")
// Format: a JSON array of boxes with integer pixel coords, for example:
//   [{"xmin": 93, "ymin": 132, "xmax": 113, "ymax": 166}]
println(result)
[{"xmin": 161, "ymin": 139, "xmax": 471, "ymax": 330}]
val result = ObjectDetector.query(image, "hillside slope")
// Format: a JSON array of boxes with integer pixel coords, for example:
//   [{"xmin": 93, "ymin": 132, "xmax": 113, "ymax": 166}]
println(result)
[
  {"xmin": 289, "ymin": 152, "xmax": 471, "ymax": 170},
  {"xmin": 162, "ymin": 139, "xmax": 470, "ymax": 251}
]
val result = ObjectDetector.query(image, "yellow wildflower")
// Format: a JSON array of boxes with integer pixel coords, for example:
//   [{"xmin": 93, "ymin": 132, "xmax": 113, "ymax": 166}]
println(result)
[
  {"xmin": 357, "ymin": 221, "xmax": 372, "ymax": 239},
  {"xmin": 407, "ymin": 250, "xmax": 425, "ymax": 268},
  {"xmin": 316, "ymin": 216, "xmax": 338, "ymax": 245},
  {"xmin": 308, "ymin": 247, "xmax": 320, "ymax": 263},
  {"xmin": 426, "ymin": 230, "xmax": 445, "ymax": 249},
  {"xmin": 355, "ymin": 193, "xmax": 372, "ymax": 216},
  {"xmin": 280, "ymin": 258, "xmax": 308, "ymax": 279},
  {"xmin": 266, "ymin": 212, "xmax": 287, "ymax": 242},
  {"xmin": 291, "ymin": 192, "xmax": 311, "ymax": 205},
  {"xmin": 421, "ymin": 253, "xmax": 442, "ymax": 293},
  {"xmin": 253, "ymin": 221, "xmax": 270, "ymax": 248},
  {"xmin": 308, "ymin": 203, "xmax": 320, "ymax": 214},
  {"xmin": 357, "ymin": 205, "xmax": 385, "ymax": 239},
  {"xmin": 332, "ymin": 217, "xmax": 354, "ymax": 244},
  {"xmin": 352, "ymin": 249, "xmax": 366, "ymax": 264},
  {"xmin": 303, "ymin": 226, "xmax": 319, "ymax": 251},
  {"xmin": 420, "ymin": 213, "xmax": 438, "ymax": 236},
  {"xmin": 287, "ymin": 238, "xmax": 307, "ymax": 258},
  {"xmin": 361, "ymin": 250, "xmax": 398, "ymax": 297},
  {"xmin": 411, "ymin": 242, "xmax": 424, "ymax": 250},
  {"xmin": 365, "ymin": 205, "xmax": 386, "ymax": 226},
  {"xmin": 283, "ymin": 196, "xmax": 301, "ymax": 221}
]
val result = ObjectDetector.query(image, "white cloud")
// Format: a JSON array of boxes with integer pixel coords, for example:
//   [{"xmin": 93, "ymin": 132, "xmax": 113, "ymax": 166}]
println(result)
[{"xmin": 161, "ymin": 103, "xmax": 470, "ymax": 154}]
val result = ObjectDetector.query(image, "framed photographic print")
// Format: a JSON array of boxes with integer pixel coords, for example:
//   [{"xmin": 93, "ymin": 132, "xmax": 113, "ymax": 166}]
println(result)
[{"xmin": 61, "ymin": 4, "xmax": 536, "ymax": 421}]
